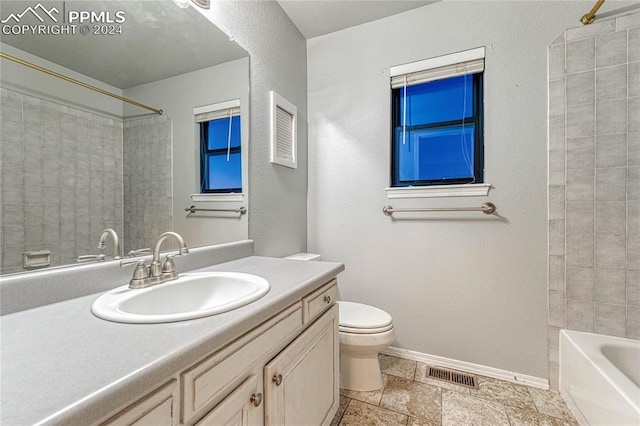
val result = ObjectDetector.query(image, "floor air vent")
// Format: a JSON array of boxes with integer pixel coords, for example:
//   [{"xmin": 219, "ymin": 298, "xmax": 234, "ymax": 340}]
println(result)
[{"xmin": 427, "ymin": 367, "xmax": 478, "ymax": 389}]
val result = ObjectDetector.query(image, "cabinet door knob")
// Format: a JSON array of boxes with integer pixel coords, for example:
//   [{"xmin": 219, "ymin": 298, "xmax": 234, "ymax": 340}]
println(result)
[
  {"xmin": 323, "ymin": 295, "xmax": 331, "ymax": 303},
  {"xmin": 272, "ymin": 373, "xmax": 283, "ymax": 386},
  {"xmin": 250, "ymin": 392, "xmax": 262, "ymax": 407}
]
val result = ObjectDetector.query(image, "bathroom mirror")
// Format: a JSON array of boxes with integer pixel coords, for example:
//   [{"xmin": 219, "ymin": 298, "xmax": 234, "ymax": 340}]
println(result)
[{"xmin": 0, "ymin": 0, "xmax": 250, "ymax": 275}]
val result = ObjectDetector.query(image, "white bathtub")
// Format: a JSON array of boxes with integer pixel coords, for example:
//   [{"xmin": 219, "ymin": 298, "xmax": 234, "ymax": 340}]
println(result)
[{"xmin": 560, "ymin": 330, "xmax": 640, "ymax": 425}]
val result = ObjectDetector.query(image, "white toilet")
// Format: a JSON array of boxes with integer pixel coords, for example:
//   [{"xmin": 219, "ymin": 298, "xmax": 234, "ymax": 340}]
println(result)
[
  {"xmin": 338, "ymin": 301, "xmax": 395, "ymax": 391},
  {"xmin": 284, "ymin": 253, "xmax": 396, "ymax": 392}
]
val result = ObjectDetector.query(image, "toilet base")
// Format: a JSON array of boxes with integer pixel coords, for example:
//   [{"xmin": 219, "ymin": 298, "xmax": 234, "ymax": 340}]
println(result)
[{"xmin": 340, "ymin": 352, "xmax": 384, "ymax": 391}]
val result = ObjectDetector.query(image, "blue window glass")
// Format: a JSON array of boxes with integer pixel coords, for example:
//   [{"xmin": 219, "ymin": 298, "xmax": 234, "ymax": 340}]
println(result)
[
  {"xmin": 392, "ymin": 73, "xmax": 483, "ymax": 187},
  {"xmin": 200, "ymin": 115, "xmax": 242, "ymax": 193}
]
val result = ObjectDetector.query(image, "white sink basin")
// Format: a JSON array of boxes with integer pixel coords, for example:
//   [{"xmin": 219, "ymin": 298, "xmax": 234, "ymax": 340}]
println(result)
[{"xmin": 91, "ymin": 272, "xmax": 270, "ymax": 323}]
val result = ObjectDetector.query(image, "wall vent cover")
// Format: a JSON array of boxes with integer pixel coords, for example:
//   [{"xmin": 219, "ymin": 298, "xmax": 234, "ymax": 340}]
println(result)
[
  {"xmin": 426, "ymin": 367, "xmax": 478, "ymax": 389},
  {"xmin": 270, "ymin": 90, "xmax": 297, "ymax": 169}
]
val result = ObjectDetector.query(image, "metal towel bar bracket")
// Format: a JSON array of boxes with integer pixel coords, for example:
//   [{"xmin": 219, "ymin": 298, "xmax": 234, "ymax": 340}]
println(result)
[
  {"xmin": 383, "ymin": 202, "xmax": 496, "ymax": 216},
  {"xmin": 581, "ymin": 0, "xmax": 605, "ymax": 25},
  {"xmin": 185, "ymin": 205, "xmax": 247, "ymax": 215}
]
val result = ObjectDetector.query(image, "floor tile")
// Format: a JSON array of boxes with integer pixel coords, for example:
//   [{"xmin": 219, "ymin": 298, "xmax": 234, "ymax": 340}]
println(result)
[
  {"xmin": 380, "ymin": 375, "xmax": 442, "ymax": 421},
  {"xmin": 407, "ymin": 416, "xmax": 441, "ymax": 426},
  {"xmin": 505, "ymin": 405, "xmax": 575, "ymax": 426},
  {"xmin": 331, "ymin": 395, "xmax": 350, "ymax": 426},
  {"xmin": 528, "ymin": 387, "xmax": 577, "ymax": 422},
  {"xmin": 332, "ymin": 355, "xmax": 578, "ymax": 426},
  {"xmin": 475, "ymin": 376, "xmax": 537, "ymax": 410},
  {"xmin": 414, "ymin": 363, "xmax": 472, "ymax": 394},
  {"xmin": 441, "ymin": 390, "xmax": 510, "ymax": 426},
  {"xmin": 380, "ymin": 354, "xmax": 417, "ymax": 379},
  {"xmin": 339, "ymin": 399, "xmax": 408, "ymax": 426},
  {"xmin": 341, "ymin": 374, "xmax": 388, "ymax": 405}
]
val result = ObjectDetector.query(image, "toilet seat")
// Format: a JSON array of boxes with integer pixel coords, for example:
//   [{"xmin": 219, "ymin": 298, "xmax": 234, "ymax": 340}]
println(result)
[
  {"xmin": 339, "ymin": 324, "xmax": 394, "ymax": 334},
  {"xmin": 338, "ymin": 301, "xmax": 393, "ymax": 335}
]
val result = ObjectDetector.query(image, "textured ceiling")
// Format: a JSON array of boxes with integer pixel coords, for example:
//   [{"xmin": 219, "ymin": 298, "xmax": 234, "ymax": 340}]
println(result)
[
  {"xmin": 277, "ymin": 0, "xmax": 438, "ymax": 39},
  {"xmin": 0, "ymin": 0, "xmax": 440, "ymax": 87},
  {"xmin": 0, "ymin": 0, "xmax": 248, "ymax": 89}
]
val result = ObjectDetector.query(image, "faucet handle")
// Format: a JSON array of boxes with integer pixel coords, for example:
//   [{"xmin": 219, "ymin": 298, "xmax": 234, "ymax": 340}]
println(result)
[
  {"xmin": 120, "ymin": 259, "xmax": 149, "ymax": 278},
  {"xmin": 77, "ymin": 254, "xmax": 106, "ymax": 262},
  {"xmin": 162, "ymin": 253, "xmax": 179, "ymax": 279},
  {"xmin": 128, "ymin": 248, "xmax": 151, "ymax": 257},
  {"xmin": 120, "ymin": 259, "xmax": 150, "ymax": 289},
  {"xmin": 120, "ymin": 258, "xmax": 144, "ymax": 266}
]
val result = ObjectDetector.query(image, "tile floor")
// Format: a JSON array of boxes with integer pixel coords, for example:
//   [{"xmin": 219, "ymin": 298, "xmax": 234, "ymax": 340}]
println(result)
[{"xmin": 331, "ymin": 354, "xmax": 578, "ymax": 426}]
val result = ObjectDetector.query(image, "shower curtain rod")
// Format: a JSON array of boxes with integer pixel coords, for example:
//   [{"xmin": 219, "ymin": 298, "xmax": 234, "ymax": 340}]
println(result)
[
  {"xmin": 0, "ymin": 52, "xmax": 163, "ymax": 115},
  {"xmin": 581, "ymin": 0, "xmax": 605, "ymax": 25}
]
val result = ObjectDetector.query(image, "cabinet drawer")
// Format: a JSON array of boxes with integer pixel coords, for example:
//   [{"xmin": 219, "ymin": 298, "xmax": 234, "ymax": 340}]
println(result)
[
  {"xmin": 100, "ymin": 380, "xmax": 178, "ymax": 426},
  {"xmin": 182, "ymin": 303, "xmax": 302, "ymax": 422},
  {"xmin": 302, "ymin": 279, "xmax": 338, "ymax": 324}
]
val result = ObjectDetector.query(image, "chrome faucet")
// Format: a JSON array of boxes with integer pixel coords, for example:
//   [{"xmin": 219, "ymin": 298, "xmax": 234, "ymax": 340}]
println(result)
[
  {"xmin": 98, "ymin": 228, "xmax": 121, "ymax": 260},
  {"xmin": 120, "ymin": 231, "xmax": 189, "ymax": 289},
  {"xmin": 150, "ymin": 231, "xmax": 189, "ymax": 279},
  {"xmin": 77, "ymin": 229, "xmax": 120, "ymax": 262}
]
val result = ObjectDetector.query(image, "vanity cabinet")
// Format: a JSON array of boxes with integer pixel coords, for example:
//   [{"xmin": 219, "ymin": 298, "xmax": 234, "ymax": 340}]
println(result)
[
  {"xmin": 98, "ymin": 280, "xmax": 339, "ymax": 426},
  {"xmin": 100, "ymin": 380, "xmax": 179, "ymax": 426},
  {"xmin": 264, "ymin": 304, "xmax": 339, "ymax": 426},
  {"xmin": 181, "ymin": 303, "xmax": 303, "ymax": 423}
]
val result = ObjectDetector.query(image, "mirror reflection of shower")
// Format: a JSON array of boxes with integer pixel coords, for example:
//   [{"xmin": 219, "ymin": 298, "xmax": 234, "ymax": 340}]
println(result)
[
  {"xmin": 0, "ymin": 85, "xmax": 172, "ymax": 273},
  {"xmin": 0, "ymin": 0, "xmax": 249, "ymax": 274}
]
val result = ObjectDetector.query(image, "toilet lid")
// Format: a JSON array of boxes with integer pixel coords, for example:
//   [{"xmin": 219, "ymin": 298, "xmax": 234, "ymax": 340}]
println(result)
[
  {"xmin": 339, "ymin": 324, "xmax": 394, "ymax": 334},
  {"xmin": 338, "ymin": 301, "xmax": 393, "ymax": 331}
]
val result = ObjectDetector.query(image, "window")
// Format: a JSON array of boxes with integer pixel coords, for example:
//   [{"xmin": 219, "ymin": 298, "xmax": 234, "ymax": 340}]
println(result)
[
  {"xmin": 195, "ymin": 101, "xmax": 242, "ymax": 193},
  {"xmin": 390, "ymin": 48, "xmax": 484, "ymax": 188}
]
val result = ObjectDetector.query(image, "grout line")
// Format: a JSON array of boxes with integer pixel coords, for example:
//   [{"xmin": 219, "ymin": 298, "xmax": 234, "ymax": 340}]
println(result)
[
  {"xmin": 353, "ymin": 398, "xmax": 411, "ymax": 420},
  {"xmin": 527, "ymin": 386, "xmax": 542, "ymax": 414},
  {"xmin": 335, "ymin": 397, "xmax": 350, "ymax": 426},
  {"xmin": 378, "ymin": 376, "xmax": 388, "ymax": 407},
  {"xmin": 439, "ymin": 382, "xmax": 443, "ymax": 425}
]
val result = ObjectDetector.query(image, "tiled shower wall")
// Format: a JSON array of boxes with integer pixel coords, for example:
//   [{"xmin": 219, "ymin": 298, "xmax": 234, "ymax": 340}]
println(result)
[
  {"xmin": 122, "ymin": 115, "xmax": 173, "ymax": 254},
  {"xmin": 547, "ymin": 13, "xmax": 640, "ymax": 389},
  {"xmin": 1, "ymin": 89, "xmax": 124, "ymax": 273}
]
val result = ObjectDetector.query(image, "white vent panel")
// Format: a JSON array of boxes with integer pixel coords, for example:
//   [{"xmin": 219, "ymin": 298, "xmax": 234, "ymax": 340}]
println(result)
[
  {"xmin": 270, "ymin": 91, "xmax": 297, "ymax": 169},
  {"xmin": 276, "ymin": 106, "xmax": 294, "ymax": 161}
]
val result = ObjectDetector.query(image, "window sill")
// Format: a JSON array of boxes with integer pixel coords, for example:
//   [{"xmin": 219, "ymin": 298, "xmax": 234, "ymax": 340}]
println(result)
[
  {"xmin": 385, "ymin": 183, "xmax": 491, "ymax": 199},
  {"xmin": 190, "ymin": 193, "xmax": 244, "ymax": 202}
]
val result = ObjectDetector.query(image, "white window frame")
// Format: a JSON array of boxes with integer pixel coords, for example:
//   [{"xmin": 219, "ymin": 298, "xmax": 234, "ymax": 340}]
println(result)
[
  {"xmin": 191, "ymin": 99, "xmax": 244, "ymax": 202},
  {"xmin": 386, "ymin": 47, "xmax": 491, "ymax": 199}
]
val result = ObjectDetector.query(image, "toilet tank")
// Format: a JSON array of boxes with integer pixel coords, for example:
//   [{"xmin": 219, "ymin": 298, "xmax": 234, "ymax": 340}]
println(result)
[{"xmin": 284, "ymin": 253, "xmax": 321, "ymax": 261}]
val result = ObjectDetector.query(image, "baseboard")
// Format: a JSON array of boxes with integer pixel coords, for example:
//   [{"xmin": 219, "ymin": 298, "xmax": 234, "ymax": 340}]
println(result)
[{"xmin": 382, "ymin": 346, "xmax": 549, "ymax": 390}]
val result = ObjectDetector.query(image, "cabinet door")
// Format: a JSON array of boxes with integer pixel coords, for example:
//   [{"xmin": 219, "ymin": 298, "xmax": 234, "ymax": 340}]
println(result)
[
  {"xmin": 195, "ymin": 375, "xmax": 263, "ymax": 426},
  {"xmin": 264, "ymin": 305, "xmax": 339, "ymax": 426},
  {"xmin": 182, "ymin": 303, "xmax": 302, "ymax": 422},
  {"xmin": 101, "ymin": 380, "xmax": 178, "ymax": 426}
]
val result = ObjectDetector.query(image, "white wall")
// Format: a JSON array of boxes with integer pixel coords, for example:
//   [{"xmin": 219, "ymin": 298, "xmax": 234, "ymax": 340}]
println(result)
[
  {"xmin": 123, "ymin": 58, "xmax": 250, "ymax": 248},
  {"xmin": 199, "ymin": 1, "xmax": 309, "ymax": 256},
  {"xmin": 307, "ymin": 1, "xmax": 595, "ymax": 379}
]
